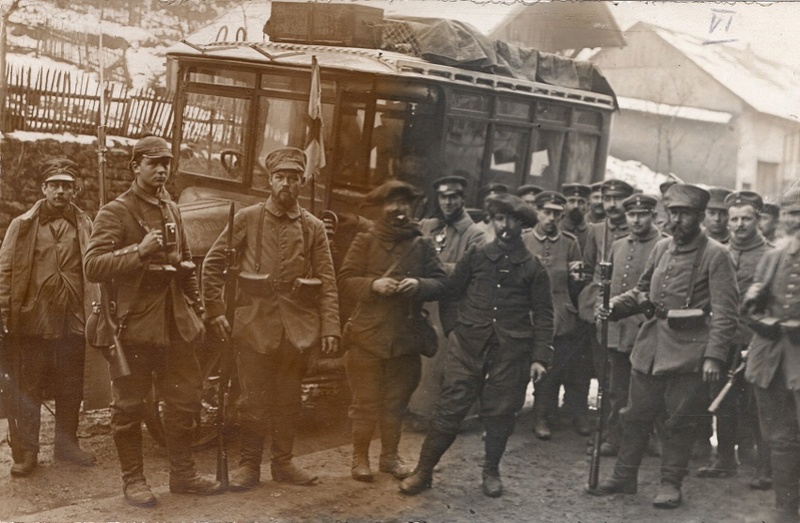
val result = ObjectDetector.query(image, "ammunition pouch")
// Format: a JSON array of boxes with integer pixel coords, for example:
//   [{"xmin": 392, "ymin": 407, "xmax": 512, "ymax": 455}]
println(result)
[
  {"xmin": 238, "ymin": 272, "xmax": 273, "ymax": 296},
  {"xmin": 782, "ymin": 319, "xmax": 800, "ymax": 344},
  {"xmin": 748, "ymin": 316, "xmax": 782, "ymax": 341},
  {"xmin": 293, "ymin": 277, "xmax": 322, "ymax": 302},
  {"xmin": 237, "ymin": 273, "xmax": 321, "ymax": 299},
  {"xmin": 141, "ymin": 264, "xmax": 177, "ymax": 290},
  {"xmin": 86, "ymin": 301, "xmax": 116, "ymax": 349},
  {"xmin": 666, "ymin": 308, "xmax": 707, "ymax": 331}
]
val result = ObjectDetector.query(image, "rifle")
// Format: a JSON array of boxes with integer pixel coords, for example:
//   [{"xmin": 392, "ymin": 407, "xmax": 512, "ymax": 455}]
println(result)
[
  {"xmin": 216, "ymin": 202, "xmax": 239, "ymax": 488},
  {"xmin": 588, "ymin": 260, "xmax": 613, "ymax": 490},
  {"xmin": 709, "ymin": 360, "xmax": 746, "ymax": 414},
  {"xmin": 95, "ymin": 39, "xmax": 130, "ymax": 380}
]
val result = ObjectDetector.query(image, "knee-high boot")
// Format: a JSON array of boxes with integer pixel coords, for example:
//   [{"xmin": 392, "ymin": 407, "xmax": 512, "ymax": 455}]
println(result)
[
  {"xmin": 399, "ymin": 430, "xmax": 457, "ymax": 495},
  {"xmin": 379, "ymin": 416, "xmax": 414, "ymax": 479},
  {"xmin": 772, "ymin": 448, "xmax": 800, "ymax": 518},
  {"xmin": 482, "ymin": 415, "xmax": 515, "ymax": 497},
  {"xmin": 351, "ymin": 420, "xmax": 375, "ymax": 481}
]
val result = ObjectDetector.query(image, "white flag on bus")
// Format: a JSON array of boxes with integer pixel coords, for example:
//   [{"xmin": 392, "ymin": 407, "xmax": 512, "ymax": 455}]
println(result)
[{"xmin": 304, "ymin": 55, "xmax": 326, "ymax": 183}]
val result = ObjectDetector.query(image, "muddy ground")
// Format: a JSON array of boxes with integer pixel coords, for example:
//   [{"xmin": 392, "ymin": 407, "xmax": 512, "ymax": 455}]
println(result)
[{"xmin": 0, "ymin": 397, "xmax": 781, "ymax": 523}]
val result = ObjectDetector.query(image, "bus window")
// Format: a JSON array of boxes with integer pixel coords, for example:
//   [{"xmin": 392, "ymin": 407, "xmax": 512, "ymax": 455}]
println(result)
[
  {"xmin": 377, "ymin": 99, "xmax": 438, "ymax": 190},
  {"xmin": 563, "ymin": 132, "xmax": 599, "ymax": 185},
  {"xmin": 179, "ymin": 92, "xmax": 249, "ymax": 182},
  {"xmin": 444, "ymin": 117, "xmax": 487, "ymax": 203},
  {"xmin": 527, "ymin": 129, "xmax": 564, "ymax": 187},
  {"xmin": 334, "ymin": 99, "xmax": 370, "ymax": 188},
  {"xmin": 187, "ymin": 68, "xmax": 256, "ymax": 88},
  {"xmin": 489, "ymin": 125, "xmax": 529, "ymax": 189}
]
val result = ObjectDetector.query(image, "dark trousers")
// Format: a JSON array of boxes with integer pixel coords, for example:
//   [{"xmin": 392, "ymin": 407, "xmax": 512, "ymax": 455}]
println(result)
[
  {"xmin": 345, "ymin": 348, "xmax": 421, "ymax": 424},
  {"xmin": 16, "ymin": 335, "xmax": 85, "ymax": 453},
  {"xmin": 111, "ymin": 335, "xmax": 202, "ymax": 481},
  {"xmin": 533, "ymin": 333, "xmax": 588, "ymax": 419},
  {"xmin": 237, "ymin": 337, "xmax": 309, "ymax": 464},
  {"xmin": 605, "ymin": 347, "xmax": 632, "ymax": 448},
  {"xmin": 432, "ymin": 334, "xmax": 530, "ymax": 436},
  {"xmin": 754, "ymin": 374, "xmax": 800, "ymax": 512},
  {"xmin": 613, "ymin": 369, "xmax": 708, "ymax": 487}
]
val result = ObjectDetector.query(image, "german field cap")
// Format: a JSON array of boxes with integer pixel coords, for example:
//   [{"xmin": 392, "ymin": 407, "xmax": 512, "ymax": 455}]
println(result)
[
  {"xmin": 534, "ymin": 191, "xmax": 567, "ymax": 211},
  {"xmin": 659, "ymin": 179, "xmax": 678, "ymax": 196},
  {"xmin": 724, "ymin": 190, "xmax": 763, "ymax": 212},
  {"xmin": 41, "ymin": 158, "xmax": 78, "ymax": 183},
  {"xmin": 762, "ymin": 202, "xmax": 780, "ymax": 218},
  {"xmin": 666, "ymin": 184, "xmax": 710, "ymax": 211},
  {"xmin": 781, "ymin": 187, "xmax": 800, "ymax": 212},
  {"xmin": 265, "ymin": 147, "xmax": 306, "ymax": 173},
  {"xmin": 478, "ymin": 182, "xmax": 509, "ymax": 202},
  {"xmin": 131, "ymin": 135, "xmax": 172, "ymax": 161},
  {"xmin": 486, "ymin": 193, "xmax": 537, "ymax": 228},
  {"xmin": 561, "ymin": 183, "xmax": 591, "ymax": 199},
  {"xmin": 516, "ymin": 184, "xmax": 544, "ymax": 198},
  {"xmin": 601, "ymin": 179, "xmax": 634, "ymax": 198},
  {"xmin": 365, "ymin": 180, "xmax": 423, "ymax": 205},
  {"xmin": 623, "ymin": 193, "xmax": 657, "ymax": 212},
  {"xmin": 432, "ymin": 175, "xmax": 467, "ymax": 195},
  {"xmin": 590, "ymin": 181, "xmax": 604, "ymax": 193},
  {"xmin": 707, "ymin": 187, "xmax": 733, "ymax": 211}
]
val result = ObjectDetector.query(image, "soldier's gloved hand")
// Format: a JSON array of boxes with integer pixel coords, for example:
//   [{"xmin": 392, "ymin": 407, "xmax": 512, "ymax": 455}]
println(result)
[
  {"xmin": 742, "ymin": 282, "xmax": 765, "ymax": 308},
  {"xmin": 321, "ymin": 336, "xmax": 339, "ymax": 355},
  {"xmin": 138, "ymin": 230, "xmax": 164, "ymax": 258},
  {"xmin": 396, "ymin": 278, "xmax": 420, "ymax": 295},
  {"xmin": 530, "ymin": 362, "xmax": 547, "ymax": 384},
  {"xmin": 372, "ymin": 277, "xmax": 400, "ymax": 296},
  {"xmin": 702, "ymin": 358, "xmax": 723, "ymax": 383},
  {"xmin": 209, "ymin": 315, "xmax": 231, "ymax": 342}
]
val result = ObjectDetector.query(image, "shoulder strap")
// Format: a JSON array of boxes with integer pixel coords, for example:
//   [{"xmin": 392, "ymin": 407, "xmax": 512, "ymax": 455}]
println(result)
[
  {"xmin": 381, "ymin": 236, "xmax": 422, "ymax": 279},
  {"xmin": 254, "ymin": 203, "xmax": 266, "ymax": 273},
  {"xmin": 299, "ymin": 209, "xmax": 313, "ymax": 278}
]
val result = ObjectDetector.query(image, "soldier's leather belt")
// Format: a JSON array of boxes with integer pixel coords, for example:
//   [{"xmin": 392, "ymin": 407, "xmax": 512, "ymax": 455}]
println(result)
[{"xmin": 237, "ymin": 272, "xmax": 294, "ymax": 296}]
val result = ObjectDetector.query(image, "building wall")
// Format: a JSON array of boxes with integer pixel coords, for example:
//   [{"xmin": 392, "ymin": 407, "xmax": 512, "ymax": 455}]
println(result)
[
  {"xmin": 736, "ymin": 110, "xmax": 800, "ymax": 198},
  {"xmin": 609, "ymin": 109, "xmax": 739, "ymax": 188}
]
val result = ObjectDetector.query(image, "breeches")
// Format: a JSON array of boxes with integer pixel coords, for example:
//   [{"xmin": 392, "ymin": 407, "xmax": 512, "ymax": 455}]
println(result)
[
  {"xmin": 345, "ymin": 348, "xmax": 421, "ymax": 423},
  {"xmin": 432, "ymin": 333, "xmax": 531, "ymax": 435}
]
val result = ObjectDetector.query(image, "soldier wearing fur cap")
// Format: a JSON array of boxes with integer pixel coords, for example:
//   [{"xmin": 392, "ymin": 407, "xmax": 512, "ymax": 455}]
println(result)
[
  {"xmin": 0, "ymin": 158, "xmax": 98, "ymax": 478},
  {"xmin": 590, "ymin": 183, "xmax": 739, "ymax": 510},
  {"xmin": 401, "ymin": 193, "xmax": 553, "ymax": 499},
  {"xmin": 85, "ymin": 135, "xmax": 221, "ymax": 506},
  {"xmin": 743, "ymin": 187, "xmax": 800, "ymax": 522},
  {"xmin": 338, "ymin": 180, "xmax": 446, "ymax": 484},
  {"xmin": 203, "ymin": 146, "xmax": 340, "ymax": 491}
]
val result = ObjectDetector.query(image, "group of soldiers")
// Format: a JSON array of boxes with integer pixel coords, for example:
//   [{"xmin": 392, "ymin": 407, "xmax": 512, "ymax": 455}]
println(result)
[{"xmin": 1, "ymin": 135, "xmax": 800, "ymax": 522}]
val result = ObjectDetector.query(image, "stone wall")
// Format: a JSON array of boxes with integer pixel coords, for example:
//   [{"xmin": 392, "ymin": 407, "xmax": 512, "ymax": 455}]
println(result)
[{"xmin": 0, "ymin": 135, "xmax": 135, "ymax": 236}]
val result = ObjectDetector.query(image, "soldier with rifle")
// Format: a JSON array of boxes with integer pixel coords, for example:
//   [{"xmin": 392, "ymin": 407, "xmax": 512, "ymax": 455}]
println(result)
[
  {"xmin": 85, "ymin": 136, "xmax": 222, "ymax": 507},
  {"xmin": 0, "ymin": 159, "xmax": 98, "ymax": 477},
  {"xmin": 589, "ymin": 184, "xmax": 739, "ymax": 509},
  {"xmin": 202, "ymin": 147, "xmax": 340, "ymax": 491}
]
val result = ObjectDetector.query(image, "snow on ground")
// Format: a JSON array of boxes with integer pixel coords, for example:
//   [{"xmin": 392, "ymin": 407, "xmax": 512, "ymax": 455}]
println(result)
[{"xmin": 605, "ymin": 156, "xmax": 673, "ymax": 195}]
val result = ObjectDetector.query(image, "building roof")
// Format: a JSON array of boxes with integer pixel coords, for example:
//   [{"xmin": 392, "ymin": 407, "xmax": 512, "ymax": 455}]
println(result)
[
  {"xmin": 618, "ymin": 96, "xmax": 732, "ymax": 124},
  {"xmin": 636, "ymin": 21, "xmax": 800, "ymax": 124}
]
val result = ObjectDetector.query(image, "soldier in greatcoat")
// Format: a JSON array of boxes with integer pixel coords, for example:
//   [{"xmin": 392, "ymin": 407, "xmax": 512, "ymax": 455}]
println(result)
[
  {"xmin": 400, "ymin": 193, "xmax": 553, "ymax": 499},
  {"xmin": 589, "ymin": 184, "xmax": 739, "ymax": 509},
  {"xmin": 203, "ymin": 147, "xmax": 340, "ymax": 490},
  {"xmin": 85, "ymin": 136, "xmax": 221, "ymax": 507},
  {"xmin": 742, "ymin": 187, "xmax": 800, "ymax": 523},
  {"xmin": 338, "ymin": 181, "xmax": 446, "ymax": 483},
  {"xmin": 522, "ymin": 191, "xmax": 585, "ymax": 440},
  {"xmin": 0, "ymin": 159, "xmax": 98, "ymax": 477},
  {"xmin": 598, "ymin": 194, "xmax": 668, "ymax": 457}
]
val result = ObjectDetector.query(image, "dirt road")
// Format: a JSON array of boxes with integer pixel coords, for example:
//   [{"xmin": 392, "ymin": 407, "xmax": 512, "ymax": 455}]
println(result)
[{"xmin": 0, "ymin": 406, "xmax": 778, "ymax": 523}]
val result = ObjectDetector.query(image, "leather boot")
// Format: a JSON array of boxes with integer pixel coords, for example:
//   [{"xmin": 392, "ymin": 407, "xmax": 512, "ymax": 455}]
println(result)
[
  {"xmin": 399, "ymin": 430, "xmax": 457, "ymax": 496},
  {"xmin": 481, "ymin": 415, "xmax": 513, "ymax": 498},
  {"xmin": 230, "ymin": 427, "xmax": 264, "ymax": 492},
  {"xmin": 10, "ymin": 451, "xmax": 37, "ymax": 478},
  {"xmin": 532, "ymin": 413, "xmax": 552, "ymax": 441},
  {"xmin": 113, "ymin": 422, "xmax": 156, "ymax": 507},
  {"xmin": 378, "ymin": 417, "xmax": 413, "ymax": 479},
  {"xmin": 351, "ymin": 420, "xmax": 374, "ymax": 482},
  {"xmin": 270, "ymin": 412, "xmax": 318, "ymax": 485},
  {"xmin": 164, "ymin": 412, "xmax": 223, "ymax": 495},
  {"xmin": 54, "ymin": 396, "xmax": 96, "ymax": 466},
  {"xmin": 698, "ymin": 414, "xmax": 737, "ymax": 478}
]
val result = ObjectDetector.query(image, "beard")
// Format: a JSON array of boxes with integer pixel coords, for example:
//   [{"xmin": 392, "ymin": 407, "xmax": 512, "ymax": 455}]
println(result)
[
  {"xmin": 567, "ymin": 207, "xmax": 584, "ymax": 223},
  {"xmin": 672, "ymin": 224, "xmax": 699, "ymax": 244},
  {"xmin": 387, "ymin": 211, "xmax": 410, "ymax": 227},
  {"xmin": 275, "ymin": 190, "xmax": 296, "ymax": 208}
]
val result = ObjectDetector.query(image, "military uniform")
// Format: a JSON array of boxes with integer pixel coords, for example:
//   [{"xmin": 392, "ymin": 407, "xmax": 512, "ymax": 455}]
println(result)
[
  {"xmin": 202, "ymin": 149, "xmax": 340, "ymax": 488},
  {"xmin": 339, "ymin": 181, "xmax": 446, "ymax": 482},
  {"xmin": 409, "ymin": 176, "xmax": 483, "ymax": 425},
  {"xmin": 522, "ymin": 191, "xmax": 584, "ymax": 437},
  {"xmin": 591, "ymin": 184, "xmax": 739, "ymax": 508},
  {"xmin": 559, "ymin": 183, "xmax": 592, "ymax": 251},
  {"xmin": 85, "ymin": 137, "xmax": 217, "ymax": 506},
  {"xmin": 744, "ymin": 188, "xmax": 800, "ymax": 521},
  {"xmin": 400, "ymin": 193, "xmax": 553, "ymax": 498},
  {"xmin": 602, "ymin": 195, "xmax": 667, "ymax": 453},
  {"xmin": 0, "ymin": 159, "xmax": 98, "ymax": 476}
]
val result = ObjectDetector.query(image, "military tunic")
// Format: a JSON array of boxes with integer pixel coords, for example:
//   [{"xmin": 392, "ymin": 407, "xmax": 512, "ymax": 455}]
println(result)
[{"xmin": 560, "ymin": 216, "xmax": 589, "ymax": 251}]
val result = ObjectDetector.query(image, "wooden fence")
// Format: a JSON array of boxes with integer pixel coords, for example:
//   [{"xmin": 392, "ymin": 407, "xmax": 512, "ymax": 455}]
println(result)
[{"xmin": 3, "ymin": 64, "xmax": 174, "ymax": 139}]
